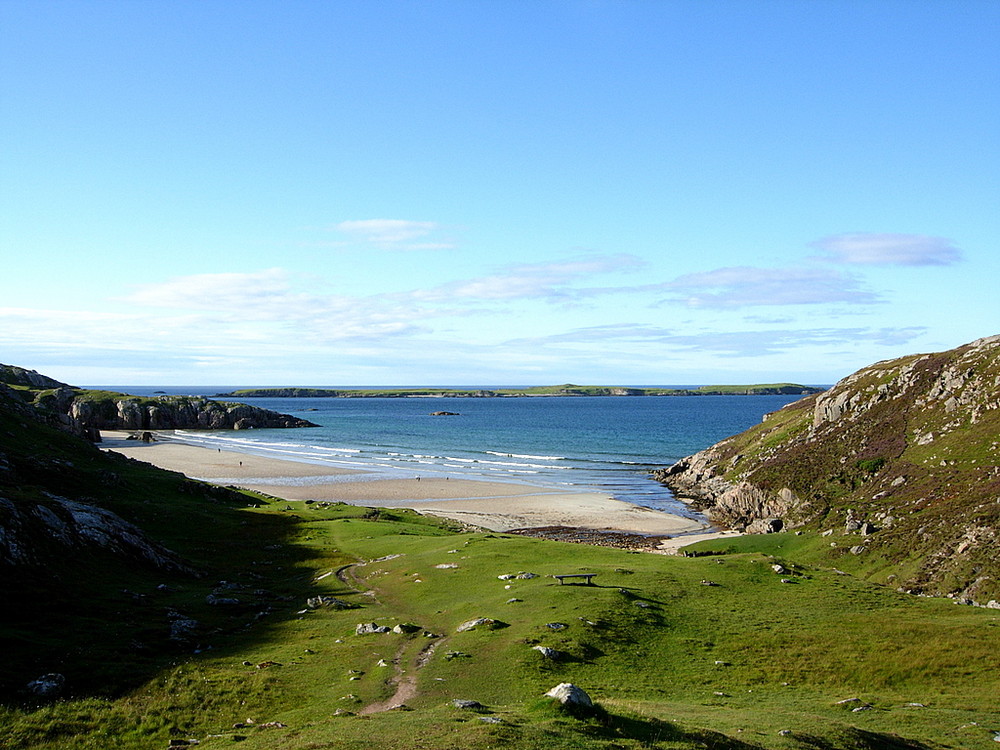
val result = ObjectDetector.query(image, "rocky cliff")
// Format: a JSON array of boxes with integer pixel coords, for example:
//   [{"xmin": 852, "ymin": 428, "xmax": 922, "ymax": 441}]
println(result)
[
  {"xmin": 61, "ymin": 392, "xmax": 318, "ymax": 432},
  {"xmin": 653, "ymin": 335, "xmax": 1000, "ymax": 601},
  {"xmin": 0, "ymin": 366, "xmax": 318, "ymax": 436}
]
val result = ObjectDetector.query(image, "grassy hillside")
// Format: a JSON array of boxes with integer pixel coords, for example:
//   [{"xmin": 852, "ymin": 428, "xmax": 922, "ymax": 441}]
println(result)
[
  {"xmin": 654, "ymin": 335, "xmax": 1000, "ymax": 603},
  {"xmin": 4, "ymin": 495, "xmax": 999, "ymax": 749}
]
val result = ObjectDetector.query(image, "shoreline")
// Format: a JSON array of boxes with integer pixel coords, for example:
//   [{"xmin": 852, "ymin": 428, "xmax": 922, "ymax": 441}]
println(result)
[{"xmin": 100, "ymin": 430, "xmax": 712, "ymax": 541}]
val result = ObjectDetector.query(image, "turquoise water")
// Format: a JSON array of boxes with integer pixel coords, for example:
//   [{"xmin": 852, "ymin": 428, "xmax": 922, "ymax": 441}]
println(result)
[{"xmin": 109, "ymin": 389, "xmax": 805, "ymax": 519}]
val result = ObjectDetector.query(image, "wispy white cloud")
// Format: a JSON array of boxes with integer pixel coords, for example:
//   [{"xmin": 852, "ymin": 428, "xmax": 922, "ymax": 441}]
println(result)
[
  {"xmin": 333, "ymin": 219, "xmax": 455, "ymax": 250},
  {"xmin": 417, "ymin": 254, "xmax": 645, "ymax": 302},
  {"xmin": 659, "ymin": 266, "xmax": 880, "ymax": 308},
  {"xmin": 504, "ymin": 324, "xmax": 927, "ymax": 358},
  {"xmin": 811, "ymin": 233, "xmax": 962, "ymax": 266}
]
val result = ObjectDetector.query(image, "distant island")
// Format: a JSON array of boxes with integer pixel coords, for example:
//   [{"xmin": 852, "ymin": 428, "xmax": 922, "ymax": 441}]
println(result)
[{"xmin": 214, "ymin": 383, "xmax": 825, "ymax": 398}]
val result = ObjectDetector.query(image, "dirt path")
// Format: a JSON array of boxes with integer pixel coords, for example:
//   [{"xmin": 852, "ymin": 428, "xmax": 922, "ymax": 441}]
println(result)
[
  {"xmin": 336, "ymin": 556, "xmax": 443, "ymax": 715},
  {"xmin": 358, "ymin": 639, "xmax": 441, "ymax": 714}
]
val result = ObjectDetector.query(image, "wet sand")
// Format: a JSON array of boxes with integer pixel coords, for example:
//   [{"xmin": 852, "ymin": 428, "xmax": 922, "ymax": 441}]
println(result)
[{"xmin": 102, "ymin": 430, "xmax": 710, "ymax": 537}]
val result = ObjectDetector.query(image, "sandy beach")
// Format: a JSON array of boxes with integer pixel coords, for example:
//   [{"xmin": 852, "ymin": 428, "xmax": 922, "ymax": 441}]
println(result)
[{"xmin": 101, "ymin": 430, "xmax": 710, "ymax": 537}]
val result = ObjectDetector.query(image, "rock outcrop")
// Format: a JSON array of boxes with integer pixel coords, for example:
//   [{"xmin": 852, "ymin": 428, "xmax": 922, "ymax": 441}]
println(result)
[
  {"xmin": 0, "ymin": 364, "xmax": 318, "ymax": 436},
  {"xmin": 653, "ymin": 335, "xmax": 1000, "ymax": 601},
  {"xmin": 63, "ymin": 394, "xmax": 317, "ymax": 432},
  {"xmin": 0, "ymin": 495, "xmax": 194, "ymax": 573}
]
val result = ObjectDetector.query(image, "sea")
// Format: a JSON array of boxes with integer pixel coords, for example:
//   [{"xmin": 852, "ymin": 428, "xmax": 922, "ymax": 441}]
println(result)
[{"xmin": 99, "ymin": 386, "xmax": 811, "ymax": 522}]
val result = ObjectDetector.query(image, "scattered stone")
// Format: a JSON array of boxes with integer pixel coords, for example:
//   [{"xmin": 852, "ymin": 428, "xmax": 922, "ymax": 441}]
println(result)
[
  {"xmin": 451, "ymin": 699, "xmax": 484, "ymax": 709},
  {"xmin": 479, "ymin": 716, "xmax": 502, "ymax": 723},
  {"xmin": 456, "ymin": 617, "xmax": 506, "ymax": 632},
  {"xmin": 257, "ymin": 721, "xmax": 287, "ymax": 728},
  {"xmin": 533, "ymin": 646, "xmax": 565, "ymax": 660},
  {"xmin": 169, "ymin": 618, "xmax": 200, "ymax": 641},
  {"xmin": 242, "ymin": 661, "xmax": 253, "ymax": 666},
  {"xmin": 506, "ymin": 598, "xmax": 522, "ymax": 604},
  {"xmin": 26, "ymin": 673, "xmax": 65, "ymax": 698},
  {"xmin": 205, "ymin": 594, "xmax": 240, "ymax": 606},
  {"xmin": 444, "ymin": 651, "xmax": 471, "ymax": 660},
  {"xmin": 700, "ymin": 580, "xmax": 719, "ymax": 586},
  {"xmin": 255, "ymin": 661, "xmax": 281, "ymax": 669},
  {"xmin": 392, "ymin": 622, "xmax": 421, "ymax": 634},
  {"xmin": 544, "ymin": 682, "xmax": 593, "ymax": 708},
  {"xmin": 634, "ymin": 601, "xmax": 652, "ymax": 608},
  {"xmin": 355, "ymin": 622, "xmax": 391, "ymax": 635},
  {"xmin": 545, "ymin": 622, "xmax": 568, "ymax": 630},
  {"xmin": 780, "ymin": 578, "xmax": 795, "ymax": 584},
  {"xmin": 516, "ymin": 572, "xmax": 538, "ymax": 579},
  {"xmin": 306, "ymin": 595, "xmax": 355, "ymax": 609},
  {"xmin": 167, "ymin": 740, "xmax": 198, "ymax": 747},
  {"xmin": 771, "ymin": 563, "xmax": 787, "ymax": 574},
  {"xmin": 850, "ymin": 545, "xmax": 867, "ymax": 555},
  {"xmin": 435, "ymin": 563, "xmax": 458, "ymax": 569},
  {"xmin": 821, "ymin": 529, "xmax": 834, "ymax": 537},
  {"xmin": 376, "ymin": 659, "xmax": 389, "ymax": 667},
  {"xmin": 778, "ymin": 729, "xmax": 792, "ymax": 736},
  {"xmin": 860, "ymin": 522, "xmax": 878, "ymax": 535},
  {"xmin": 714, "ymin": 660, "xmax": 730, "ymax": 666}
]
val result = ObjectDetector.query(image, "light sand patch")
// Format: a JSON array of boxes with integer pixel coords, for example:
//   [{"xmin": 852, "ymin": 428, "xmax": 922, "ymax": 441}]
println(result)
[
  {"xmin": 101, "ymin": 430, "xmax": 708, "ymax": 537},
  {"xmin": 655, "ymin": 529, "xmax": 743, "ymax": 555}
]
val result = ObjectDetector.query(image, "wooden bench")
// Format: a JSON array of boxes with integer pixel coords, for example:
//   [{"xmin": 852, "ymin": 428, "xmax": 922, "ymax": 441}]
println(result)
[{"xmin": 554, "ymin": 574, "xmax": 597, "ymax": 585}]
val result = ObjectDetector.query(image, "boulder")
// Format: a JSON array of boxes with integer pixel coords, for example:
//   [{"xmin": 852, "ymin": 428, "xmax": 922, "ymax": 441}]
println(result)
[
  {"xmin": 456, "ymin": 617, "xmax": 506, "ymax": 632},
  {"xmin": 545, "ymin": 682, "xmax": 593, "ymax": 708},
  {"xmin": 533, "ymin": 646, "xmax": 565, "ymax": 660},
  {"xmin": 26, "ymin": 673, "xmax": 65, "ymax": 698},
  {"xmin": 306, "ymin": 595, "xmax": 355, "ymax": 609},
  {"xmin": 355, "ymin": 622, "xmax": 391, "ymax": 635}
]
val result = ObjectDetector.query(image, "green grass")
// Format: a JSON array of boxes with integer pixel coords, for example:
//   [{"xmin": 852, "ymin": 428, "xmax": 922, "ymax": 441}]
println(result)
[{"xmin": 6, "ymin": 498, "xmax": 1000, "ymax": 749}]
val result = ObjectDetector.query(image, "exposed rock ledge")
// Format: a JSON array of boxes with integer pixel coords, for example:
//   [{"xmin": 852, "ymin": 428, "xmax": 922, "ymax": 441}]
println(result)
[{"xmin": 0, "ymin": 494, "xmax": 194, "ymax": 573}]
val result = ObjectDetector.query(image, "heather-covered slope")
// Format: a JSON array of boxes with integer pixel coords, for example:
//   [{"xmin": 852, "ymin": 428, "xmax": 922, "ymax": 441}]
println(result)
[{"xmin": 654, "ymin": 335, "xmax": 1000, "ymax": 602}]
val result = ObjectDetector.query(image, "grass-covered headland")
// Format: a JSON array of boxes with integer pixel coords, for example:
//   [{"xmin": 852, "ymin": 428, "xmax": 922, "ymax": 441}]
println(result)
[
  {"xmin": 2, "ymin": 373, "xmax": 999, "ymax": 749},
  {"xmin": 214, "ymin": 383, "xmax": 824, "ymax": 399}
]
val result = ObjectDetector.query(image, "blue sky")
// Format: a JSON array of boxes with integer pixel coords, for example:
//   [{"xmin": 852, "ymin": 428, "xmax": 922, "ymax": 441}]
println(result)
[{"xmin": 2, "ymin": 0, "xmax": 997, "ymax": 386}]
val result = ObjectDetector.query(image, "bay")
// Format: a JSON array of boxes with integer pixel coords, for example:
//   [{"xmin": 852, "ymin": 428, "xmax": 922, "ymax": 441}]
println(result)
[{"xmin": 101, "ymin": 388, "xmax": 806, "ymax": 520}]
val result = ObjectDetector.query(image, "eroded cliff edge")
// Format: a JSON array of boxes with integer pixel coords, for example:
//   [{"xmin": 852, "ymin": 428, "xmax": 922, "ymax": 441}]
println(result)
[{"xmin": 653, "ymin": 335, "xmax": 1000, "ymax": 601}]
